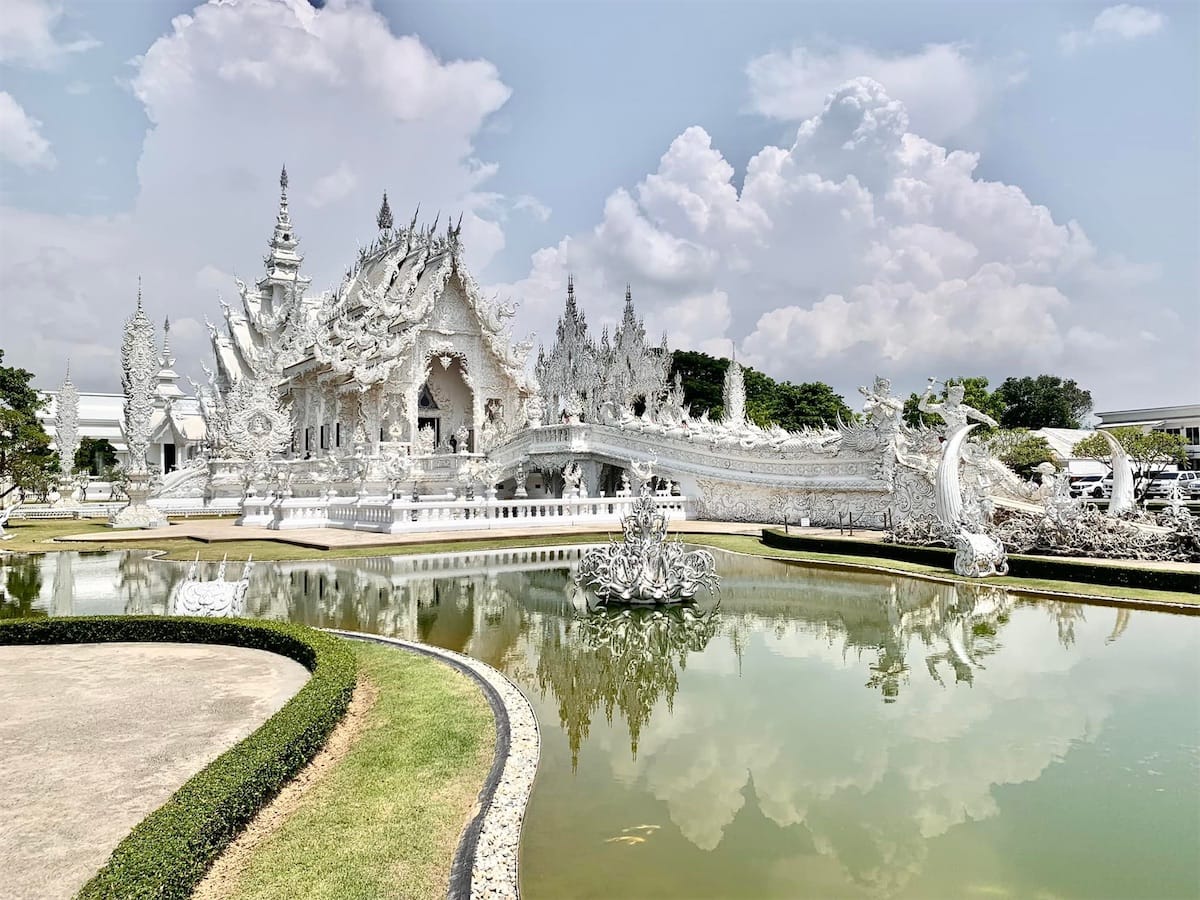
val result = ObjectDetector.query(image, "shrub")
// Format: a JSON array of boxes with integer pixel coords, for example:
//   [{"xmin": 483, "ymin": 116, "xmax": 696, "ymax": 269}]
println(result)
[{"xmin": 0, "ymin": 616, "xmax": 357, "ymax": 900}]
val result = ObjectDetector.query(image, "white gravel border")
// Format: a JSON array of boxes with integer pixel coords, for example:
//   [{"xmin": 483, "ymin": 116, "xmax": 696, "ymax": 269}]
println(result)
[{"xmin": 324, "ymin": 629, "xmax": 540, "ymax": 900}]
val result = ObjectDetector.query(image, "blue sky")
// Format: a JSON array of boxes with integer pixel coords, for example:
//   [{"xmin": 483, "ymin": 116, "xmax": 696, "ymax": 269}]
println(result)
[{"xmin": 0, "ymin": 0, "xmax": 1195, "ymax": 410}]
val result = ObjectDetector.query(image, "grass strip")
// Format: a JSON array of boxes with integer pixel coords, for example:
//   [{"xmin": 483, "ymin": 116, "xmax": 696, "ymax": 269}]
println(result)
[
  {"xmin": 687, "ymin": 533, "xmax": 1200, "ymax": 607},
  {"xmin": 0, "ymin": 616, "xmax": 357, "ymax": 900},
  {"xmin": 212, "ymin": 640, "xmax": 495, "ymax": 900}
]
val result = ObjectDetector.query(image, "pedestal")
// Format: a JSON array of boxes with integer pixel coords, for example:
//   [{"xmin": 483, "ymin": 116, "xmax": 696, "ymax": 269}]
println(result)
[{"xmin": 109, "ymin": 473, "xmax": 167, "ymax": 529}]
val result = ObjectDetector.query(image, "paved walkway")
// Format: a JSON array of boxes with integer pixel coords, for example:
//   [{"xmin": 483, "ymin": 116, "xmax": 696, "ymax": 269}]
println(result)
[
  {"xmin": 0, "ymin": 642, "xmax": 310, "ymax": 900},
  {"xmin": 56, "ymin": 517, "xmax": 792, "ymax": 550}
]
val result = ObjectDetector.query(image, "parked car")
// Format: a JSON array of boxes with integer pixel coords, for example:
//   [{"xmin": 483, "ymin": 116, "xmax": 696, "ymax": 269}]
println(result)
[
  {"xmin": 1068, "ymin": 474, "xmax": 1107, "ymax": 498},
  {"xmin": 1188, "ymin": 479, "xmax": 1200, "ymax": 499},
  {"xmin": 1145, "ymin": 470, "xmax": 1200, "ymax": 498}
]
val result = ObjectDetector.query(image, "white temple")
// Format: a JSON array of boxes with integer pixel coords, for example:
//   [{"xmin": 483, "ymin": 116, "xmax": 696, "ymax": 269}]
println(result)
[{"xmin": 25, "ymin": 163, "xmax": 1191, "ymax": 569}]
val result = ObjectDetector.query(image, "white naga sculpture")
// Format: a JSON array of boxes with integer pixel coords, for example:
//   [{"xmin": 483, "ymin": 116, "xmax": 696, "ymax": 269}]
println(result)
[
  {"xmin": 1098, "ymin": 431, "xmax": 1136, "ymax": 516},
  {"xmin": 170, "ymin": 554, "xmax": 253, "ymax": 617}
]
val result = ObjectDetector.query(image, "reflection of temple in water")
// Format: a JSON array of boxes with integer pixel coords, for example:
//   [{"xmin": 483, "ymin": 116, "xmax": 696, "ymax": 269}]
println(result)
[
  {"xmin": 535, "ymin": 603, "xmax": 721, "ymax": 768},
  {"xmin": 694, "ymin": 554, "xmax": 1022, "ymax": 702}
]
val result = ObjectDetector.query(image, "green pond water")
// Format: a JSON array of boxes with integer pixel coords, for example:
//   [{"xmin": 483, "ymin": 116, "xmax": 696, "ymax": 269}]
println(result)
[{"xmin": 3, "ymin": 548, "xmax": 1198, "ymax": 899}]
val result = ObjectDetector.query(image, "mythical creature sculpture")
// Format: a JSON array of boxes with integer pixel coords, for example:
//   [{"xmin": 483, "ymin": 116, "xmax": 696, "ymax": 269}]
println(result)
[
  {"xmin": 576, "ymin": 480, "xmax": 719, "ymax": 603},
  {"xmin": 170, "ymin": 554, "xmax": 253, "ymax": 617}
]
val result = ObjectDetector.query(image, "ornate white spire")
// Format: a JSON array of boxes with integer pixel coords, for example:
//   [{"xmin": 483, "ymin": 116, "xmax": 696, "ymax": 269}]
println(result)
[
  {"xmin": 722, "ymin": 347, "xmax": 746, "ymax": 426},
  {"xmin": 159, "ymin": 316, "xmax": 174, "ymax": 368},
  {"xmin": 121, "ymin": 291, "xmax": 158, "ymax": 473},
  {"xmin": 376, "ymin": 191, "xmax": 394, "ymax": 231},
  {"xmin": 156, "ymin": 315, "xmax": 184, "ymax": 400},
  {"xmin": 264, "ymin": 164, "xmax": 303, "ymax": 277},
  {"xmin": 56, "ymin": 364, "xmax": 80, "ymax": 478}
]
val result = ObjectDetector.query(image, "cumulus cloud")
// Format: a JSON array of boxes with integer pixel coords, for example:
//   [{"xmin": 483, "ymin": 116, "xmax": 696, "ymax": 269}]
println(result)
[
  {"xmin": 747, "ymin": 42, "xmax": 1021, "ymax": 141},
  {"xmin": 497, "ymin": 77, "xmax": 1164, "ymax": 403},
  {"xmin": 0, "ymin": 91, "xmax": 54, "ymax": 168},
  {"xmin": 1060, "ymin": 4, "xmax": 1166, "ymax": 54},
  {"xmin": 0, "ymin": 0, "xmax": 511, "ymax": 390},
  {"xmin": 0, "ymin": 0, "xmax": 98, "ymax": 68}
]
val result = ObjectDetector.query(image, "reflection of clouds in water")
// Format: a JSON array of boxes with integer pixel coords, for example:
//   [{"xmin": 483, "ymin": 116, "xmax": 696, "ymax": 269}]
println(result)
[{"xmin": 599, "ymin": 605, "xmax": 1193, "ymax": 894}]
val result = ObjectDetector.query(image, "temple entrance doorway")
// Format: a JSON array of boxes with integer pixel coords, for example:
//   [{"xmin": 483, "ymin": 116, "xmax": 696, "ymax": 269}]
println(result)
[
  {"xmin": 422, "ymin": 354, "xmax": 474, "ymax": 451},
  {"xmin": 163, "ymin": 443, "xmax": 176, "ymax": 473}
]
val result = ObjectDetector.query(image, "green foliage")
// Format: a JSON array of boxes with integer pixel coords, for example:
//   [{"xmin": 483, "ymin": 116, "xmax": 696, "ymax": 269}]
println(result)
[
  {"xmin": 0, "ymin": 349, "xmax": 58, "ymax": 495},
  {"xmin": 0, "ymin": 616, "xmax": 357, "ymax": 900},
  {"xmin": 903, "ymin": 376, "xmax": 1005, "ymax": 431},
  {"xmin": 987, "ymin": 429, "xmax": 1058, "ymax": 478},
  {"xmin": 996, "ymin": 375, "xmax": 1093, "ymax": 429},
  {"xmin": 1073, "ymin": 427, "xmax": 1189, "ymax": 497},
  {"xmin": 670, "ymin": 350, "xmax": 853, "ymax": 429},
  {"xmin": 75, "ymin": 437, "xmax": 118, "ymax": 476}
]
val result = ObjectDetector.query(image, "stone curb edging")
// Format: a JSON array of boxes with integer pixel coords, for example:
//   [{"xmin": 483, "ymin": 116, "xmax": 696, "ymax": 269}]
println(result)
[{"xmin": 324, "ymin": 629, "xmax": 540, "ymax": 900}]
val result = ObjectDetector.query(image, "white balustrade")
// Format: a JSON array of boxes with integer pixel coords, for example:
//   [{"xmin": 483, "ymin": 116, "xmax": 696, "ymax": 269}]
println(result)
[{"xmin": 253, "ymin": 491, "xmax": 694, "ymax": 534}]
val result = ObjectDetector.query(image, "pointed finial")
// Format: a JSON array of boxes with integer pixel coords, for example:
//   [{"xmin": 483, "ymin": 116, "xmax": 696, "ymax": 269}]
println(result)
[
  {"xmin": 625, "ymin": 283, "xmax": 633, "ymax": 305},
  {"xmin": 64, "ymin": 358, "xmax": 71, "ymax": 382},
  {"xmin": 280, "ymin": 165, "xmax": 289, "ymax": 193},
  {"xmin": 136, "ymin": 275, "xmax": 143, "ymax": 309},
  {"xmin": 567, "ymin": 273, "xmax": 575, "ymax": 302},
  {"xmin": 376, "ymin": 192, "xmax": 393, "ymax": 231}
]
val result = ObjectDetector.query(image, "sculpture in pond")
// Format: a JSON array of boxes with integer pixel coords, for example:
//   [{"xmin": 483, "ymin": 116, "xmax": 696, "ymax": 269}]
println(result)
[
  {"xmin": 170, "ymin": 553, "xmax": 253, "ymax": 617},
  {"xmin": 577, "ymin": 476, "xmax": 719, "ymax": 603}
]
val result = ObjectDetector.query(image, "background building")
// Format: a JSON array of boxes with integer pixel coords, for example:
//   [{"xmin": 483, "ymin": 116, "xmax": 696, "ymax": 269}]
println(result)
[{"xmin": 1095, "ymin": 404, "xmax": 1200, "ymax": 470}]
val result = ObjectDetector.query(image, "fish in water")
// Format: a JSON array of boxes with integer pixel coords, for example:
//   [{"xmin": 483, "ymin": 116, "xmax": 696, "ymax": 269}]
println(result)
[
  {"xmin": 606, "ymin": 835, "xmax": 646, "ymax": 845},
  {"xmin": 622, "ymin": 824, "xmax": 661, "ymax": 834}
]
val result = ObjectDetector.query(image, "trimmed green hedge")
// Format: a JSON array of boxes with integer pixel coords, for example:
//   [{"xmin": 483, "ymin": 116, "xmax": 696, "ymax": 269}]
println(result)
[
  {"xmin": 761, "ymin": 529, "xmax": 1200, "ymax": 595},
  {"xmin": 0, "ymin": 616, "xmax": 357, "ymax": 900}
]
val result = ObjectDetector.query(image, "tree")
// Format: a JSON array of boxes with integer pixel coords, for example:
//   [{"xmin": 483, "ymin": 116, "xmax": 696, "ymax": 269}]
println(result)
[
  {"xmin": 903, "ymin": 376, "xmax": 1006, "ymax": 432},
  {"xmin": 1073, "ymin": 427, "xmax": 1188, "ymax": 498},
  {"xmin": 0, "ymin": 349, "xmax": 59, "ymax": 498},
  {"xmin": 75, "ymin": 437, "xmax": 118, "ymax": 476},
  {"xmin": 986, "ymin": 429, "xmax": 1058, "ymax": 478},
  {"xmin": 669, "ymin": 350, "xmax": 853, "ymax": 429},
  {"xmin": 996, "ymin": 375, "xmax": 1092, "ymax": 429}
]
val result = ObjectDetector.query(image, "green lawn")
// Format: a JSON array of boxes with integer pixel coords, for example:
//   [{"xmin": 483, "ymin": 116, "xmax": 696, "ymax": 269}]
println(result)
[{"xmin": 212, "ymin": 640, "xmax": 494, "ymax": 900}]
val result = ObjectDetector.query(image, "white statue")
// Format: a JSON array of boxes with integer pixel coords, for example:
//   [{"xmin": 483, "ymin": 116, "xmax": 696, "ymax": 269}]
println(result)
[
  {"xmin": 918, "ymin": 379, "xmax": 999, "ymax": 436},
  {"xmin": 416, "ymin": 423, "xmax": 436, "ymax": 455},
  {"xmin": 1098, "ymin": 431, "xmax": 1136, "ymax": 516},
  {"xmin": 937, "ymin": 425, "xmax": 1009, "ymax": 578},
  {"xmin": 562, "ymin": 461, "xmax": 584, "ymax": 497},
  {"xmin": 858, "ymin": 376, "xmax": 903, "ymax": 431}
]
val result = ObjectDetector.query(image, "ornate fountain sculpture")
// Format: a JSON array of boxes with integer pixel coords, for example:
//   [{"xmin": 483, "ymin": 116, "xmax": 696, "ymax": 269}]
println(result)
[
  {"xmin": 576, "ymin": 462, "xmax": 719, "ymax": 603},
  {"xmin": 169, "ymin": 553, "xmax": 254, "ymax": 617}
]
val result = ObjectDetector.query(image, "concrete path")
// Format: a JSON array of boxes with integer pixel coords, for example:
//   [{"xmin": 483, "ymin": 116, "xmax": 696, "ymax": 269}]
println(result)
[
  {"xmin": 0, "ymin": 642, "xmax": 310, "ymax": 900},
  {"xmin": 55, "ymin": 517, "xmax": 786, "ymax": 550}
]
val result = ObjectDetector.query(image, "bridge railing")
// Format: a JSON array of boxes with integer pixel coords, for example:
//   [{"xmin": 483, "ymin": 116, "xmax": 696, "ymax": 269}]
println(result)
[{"xmin": 251, "ymin": 491, "xmax": 693, "ymax": 534}]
